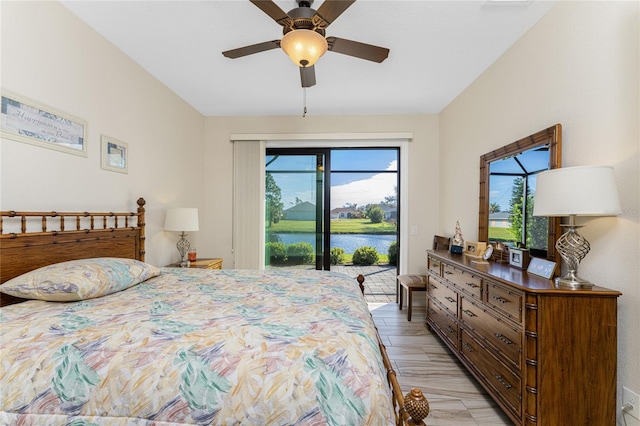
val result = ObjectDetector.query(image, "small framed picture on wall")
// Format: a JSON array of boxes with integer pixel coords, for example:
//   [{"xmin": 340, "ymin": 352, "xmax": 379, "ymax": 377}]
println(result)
[{"xmin": 101, "ymin": 135, "xmax": 128, "ymax": 174}]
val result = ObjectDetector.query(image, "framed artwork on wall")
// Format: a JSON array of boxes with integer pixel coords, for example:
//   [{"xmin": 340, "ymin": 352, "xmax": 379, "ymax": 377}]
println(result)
[
  {"xmin": 101, "ymin": 135, "xmax": 128, "ymax": 174},
  {"xmin": 1, "ymin": 91, "xmax": 87, "ymax": 156}
]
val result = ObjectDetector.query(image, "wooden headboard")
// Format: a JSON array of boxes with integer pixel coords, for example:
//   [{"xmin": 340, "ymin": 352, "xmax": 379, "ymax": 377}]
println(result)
[{"xmin": 0, "ymin": 197, "xmax": 146, "ymax": 306}]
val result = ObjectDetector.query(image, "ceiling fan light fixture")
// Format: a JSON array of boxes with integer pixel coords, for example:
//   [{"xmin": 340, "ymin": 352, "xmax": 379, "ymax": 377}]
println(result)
[{"xmin": 281, "ymin": 29, "xmax": 328, "ymax": 67}]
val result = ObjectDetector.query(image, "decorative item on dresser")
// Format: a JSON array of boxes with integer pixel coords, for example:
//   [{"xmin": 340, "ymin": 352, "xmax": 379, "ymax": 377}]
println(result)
[
  {"xmin": 533, "ymin": 165, "xmax": 622, "ymax": 289},
  {"xmin": 163, "ymin": 207, "xmax": 199, "ymax": 267},
  {"xmin": 166, "ymin": 257, "xmax": 223, "ymax": 270},
  {"xmin": 425, "ymin": 249, "xmax": 621, "ymax": 425},
  {"xmin": 450, "ymin": 221, "xmax": 464, "ymax": 254}
]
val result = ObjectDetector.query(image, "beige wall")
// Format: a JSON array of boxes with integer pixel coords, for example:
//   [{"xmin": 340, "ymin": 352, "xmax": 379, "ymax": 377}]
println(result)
[
  {"xmin": 0, "ymin": 1, "xmax": 206, "ymax": 267},
  {"xmin": 440, "ymin": 2, "xmax": 640, "ymax": 423},
  {"xmin": 203, "ymin": 115, "xmax": 439, "ymax": 274}
]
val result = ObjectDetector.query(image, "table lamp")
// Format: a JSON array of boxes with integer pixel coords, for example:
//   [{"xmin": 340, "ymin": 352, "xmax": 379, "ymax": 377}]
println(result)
[
  {"xmin": 533, "ymin": 166, "xmax": 621, "ymax": 289},
  {"xmin": 164, "ymin": 207, "xmax": 199, "ymax": 267}
]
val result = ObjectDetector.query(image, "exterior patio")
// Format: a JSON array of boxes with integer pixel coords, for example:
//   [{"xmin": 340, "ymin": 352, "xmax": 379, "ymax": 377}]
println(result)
[{"xmin": 331, "ymin": 264, "xmax": 398, "ymax": 303}]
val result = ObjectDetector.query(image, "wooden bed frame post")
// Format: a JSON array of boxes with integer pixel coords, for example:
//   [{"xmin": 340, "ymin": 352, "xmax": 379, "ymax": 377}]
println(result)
[{"xmin": 137, "ymin": 197, "xmax": 146, "ymax": 261}]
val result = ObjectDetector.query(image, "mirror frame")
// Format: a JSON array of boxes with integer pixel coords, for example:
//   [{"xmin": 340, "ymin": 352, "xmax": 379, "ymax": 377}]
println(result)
[{"xmin": 478, "ymin": 124, "xmax": 562, "ymax": 263}]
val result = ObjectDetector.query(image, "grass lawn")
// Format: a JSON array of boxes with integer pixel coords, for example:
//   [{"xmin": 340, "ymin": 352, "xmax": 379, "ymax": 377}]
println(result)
[
  {"xmin": 488, "ymin": 227, "xmax": 514, "ymax": 241},
  {"xmin": 269, "ymin": 218, "xmax": 397, "ymax": 234},
  {"xmin": 342, "ymin": 254, "xmax": 389, "ymax": 264}
]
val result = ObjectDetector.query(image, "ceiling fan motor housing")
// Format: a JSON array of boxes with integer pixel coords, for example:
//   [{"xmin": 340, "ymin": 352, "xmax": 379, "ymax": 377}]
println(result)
[{"xmin": 284, "ymin": 2, "xmax": 326, "ymax": 36}]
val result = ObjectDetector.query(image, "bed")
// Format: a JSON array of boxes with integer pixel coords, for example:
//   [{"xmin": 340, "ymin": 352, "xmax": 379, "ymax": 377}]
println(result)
[{"xmin": 0, "ymin": 198, "xmax": 429, "ymax": 425}]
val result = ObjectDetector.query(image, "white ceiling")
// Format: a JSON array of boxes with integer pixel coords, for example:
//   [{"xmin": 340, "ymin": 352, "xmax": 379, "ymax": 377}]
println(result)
[{"xmin": 61, "ymin": 0, "xmax": 556, "ymax": 116}]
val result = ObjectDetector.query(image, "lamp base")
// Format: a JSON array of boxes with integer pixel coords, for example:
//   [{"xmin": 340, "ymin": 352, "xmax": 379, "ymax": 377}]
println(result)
[
  {"xmin": 555, "ymin": 217, "xmax": 593, "ymax": 290},
  {"xmin": 555, "ymin": 271, "xmax": 594, "ymax": 290},
  {"xmin": 176, "ymin": 231, "xmax": 191, "ymax": 268}
]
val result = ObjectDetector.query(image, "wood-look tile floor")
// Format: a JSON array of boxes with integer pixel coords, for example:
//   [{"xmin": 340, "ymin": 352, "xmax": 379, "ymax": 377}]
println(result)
[{"xmin": 368, "ymin": 302, "xmax": 513, "ymax": 426}]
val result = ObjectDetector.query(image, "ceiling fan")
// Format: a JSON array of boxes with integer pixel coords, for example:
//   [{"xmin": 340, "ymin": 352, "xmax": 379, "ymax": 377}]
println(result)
[{"xmin": 222, "ymin": 0, "xmax": 389, "ymax": 88}]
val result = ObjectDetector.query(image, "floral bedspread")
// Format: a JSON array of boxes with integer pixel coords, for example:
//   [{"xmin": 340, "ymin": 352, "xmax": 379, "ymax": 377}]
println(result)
[{"xmin": 0, "ymin": 268, "xmax": 394, "ymax": 425}]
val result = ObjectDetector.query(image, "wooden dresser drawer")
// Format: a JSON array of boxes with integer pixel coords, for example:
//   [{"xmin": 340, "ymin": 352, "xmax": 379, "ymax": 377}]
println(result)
[
  {"xmin": 460, "ymin": 329, "xmax": 522, "ymax": 419},
  {"xmin": 427, "ymin": 256, "xmax": 442, "ymax": 275},
  {"xmin": 427, "ymin": 298, "xmax": 458, "ymax": 349},
  {"xmin": 485, "ymin": 280, "xmax": 523, "ymax": 323},
  {"xmin": 428, "ymin": 278, "xmax": 458, "ymax": 314},
  {"xmin": 442, "ymin": 263, "xmax": 482, "ymax": 299},
  {"xmin": 460, "ymin": 297, "xmax": 522, "ymax": 369}
]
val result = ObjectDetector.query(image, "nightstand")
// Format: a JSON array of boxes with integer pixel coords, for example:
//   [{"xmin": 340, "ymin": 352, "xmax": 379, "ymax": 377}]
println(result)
[{"xmin": 166, "ymin": 258, "xmax": 223, "ymax": 269}]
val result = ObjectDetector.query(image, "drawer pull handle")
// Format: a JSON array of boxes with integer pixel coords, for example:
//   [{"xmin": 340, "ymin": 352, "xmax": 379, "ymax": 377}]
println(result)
[
  {"xmin": 430, "ymin": 284, "xmax": 438, "ymax": 290},
  {"xmin": 466, "ymin": 282, "xmax": 479, "ymax": 288},
  {"xmin": 462, "ymin": 342, "xmax": 474, "ymax": 352},
  {"xmin": 495, "ymin": 333, "xmax": 513, "ymax": 345},
  {"xmin": 463, "ymin": 309, "xmax": 477, "ymax": 317},
  {"xmin": 446, "ymin": 325, "xmax": 456, "ymax": 334},
  {"xmin": 493, "ymin": 296, "xmax": 509, "ymax": 304},
  {"xmin": 445, "ymin": 296, "xmax": 456, "ymax": 303},
  {"xmin": 495, "ymin": 375, "xmax": 513, "ymax": 389},
  {"xmin": 444, "ymin": 271, "xmax": 453, "ymax": 275}
]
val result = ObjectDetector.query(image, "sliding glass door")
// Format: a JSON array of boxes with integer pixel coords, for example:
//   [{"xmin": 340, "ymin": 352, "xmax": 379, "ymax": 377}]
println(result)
[{"xmin": 265, "ymin": 147, "xmax": 400, "ymax": 280}]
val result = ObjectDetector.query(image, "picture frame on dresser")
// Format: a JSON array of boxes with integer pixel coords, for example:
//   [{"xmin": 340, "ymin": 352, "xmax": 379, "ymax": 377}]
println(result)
[
  {"xmin": 1, "ymin": 91, "xmax": 87, "ymax": 156},
  {"xmin": 465, "ymin": 241, "xmax": 486, "ymax": 257},
  {"xmin": 509, "ymin": 247, "xmax": 530, "ymax": 269},
  {"xmin": 527, "ymin": 256, "xmax": 557, "ymax": 279}
]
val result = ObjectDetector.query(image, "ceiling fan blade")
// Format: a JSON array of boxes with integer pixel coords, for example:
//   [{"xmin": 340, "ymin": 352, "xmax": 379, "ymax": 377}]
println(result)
[
  {"xmin": 222, "ymin": 40, "xmax": 281, "ymax": 59},
  {"xmin": 314, "ymin": 0, "xmax": 356, "ymax": 28},
  {"xmin": 250, "ymin": 0, "xmax": 293, "ymax": 28},
  {"xmin": 300, "ymin": 66, "xmax": 316, "ymax": 88},
  {"xmin": 326, "ymin": 36, "xmax": 389, "ymax": 63}
]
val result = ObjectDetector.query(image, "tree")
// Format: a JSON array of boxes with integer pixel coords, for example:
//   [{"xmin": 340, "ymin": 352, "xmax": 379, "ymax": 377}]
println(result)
[
  {"xmin": 489, "ymin": 202, "xmax": 501, "ymax": 214},
  {"xmin": 509, "ymin": 178, "xmax": 526, "ymax": 244},
  {"xmin": 368, "ymin": 205, "xmax": 384, "ymax": 224},
  {"xmin": 383, "ymin": 189, "xmax": 397, "ymax": 208},
  {"xmin": 265, "ymin": 173, "xmax": 283, "ymax": 227},
  {"xmin": 509, "ymin": 177, "xmax": 547, "ymax": 249}
]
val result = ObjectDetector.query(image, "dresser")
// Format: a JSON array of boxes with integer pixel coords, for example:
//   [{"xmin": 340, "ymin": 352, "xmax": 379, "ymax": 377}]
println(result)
[{"xmin": 426, "ymin": 250, "xmax": 620, "ymax": 425}]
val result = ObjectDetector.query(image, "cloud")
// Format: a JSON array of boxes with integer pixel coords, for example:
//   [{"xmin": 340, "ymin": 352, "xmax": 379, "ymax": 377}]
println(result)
[{"xmin": 331, "ymin": 161, "xmax": 397, "ymax": 209}]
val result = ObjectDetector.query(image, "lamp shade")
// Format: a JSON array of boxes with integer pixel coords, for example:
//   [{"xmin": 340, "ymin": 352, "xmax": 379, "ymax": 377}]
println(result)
[
  {"xmin": 533, "ymin": 166, "xmax": 621, "ymax": 217},
  {"xmin": 164, "ymin": 208, "xmax": 199, "ymax": 232},
  {"xmin": 280, "ymin": 29, "xmax": 328, "ymax": 67}
]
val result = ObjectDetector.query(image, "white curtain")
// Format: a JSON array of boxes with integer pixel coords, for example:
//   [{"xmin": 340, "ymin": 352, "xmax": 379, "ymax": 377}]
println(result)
[{"xmin": 232, "ymin": 140, "xmax": 265, "ymax": 269}]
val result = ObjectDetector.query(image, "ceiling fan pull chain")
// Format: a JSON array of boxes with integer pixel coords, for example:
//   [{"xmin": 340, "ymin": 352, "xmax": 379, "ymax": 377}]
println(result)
[{"xmin": 302, "ymin": 87, "xmax": 307, "ymax": 117}]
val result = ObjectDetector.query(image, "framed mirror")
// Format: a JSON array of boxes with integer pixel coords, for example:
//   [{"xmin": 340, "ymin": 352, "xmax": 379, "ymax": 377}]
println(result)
[{"xmin": 478, "ymin": 124, "xmax": 562, "ymax": 262}]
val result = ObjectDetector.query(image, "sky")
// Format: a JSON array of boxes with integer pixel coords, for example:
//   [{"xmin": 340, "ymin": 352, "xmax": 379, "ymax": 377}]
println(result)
[
  {"xmin": 331, "ymin": 161, "xmax": 397, "ymax": 209},
  {"xmin": 266, "ymin": 149, "xmax": 398, "ymax": 211},
  {"xmin": 489, "ymin": 146, "xmax": 549, "ymax": 212}
]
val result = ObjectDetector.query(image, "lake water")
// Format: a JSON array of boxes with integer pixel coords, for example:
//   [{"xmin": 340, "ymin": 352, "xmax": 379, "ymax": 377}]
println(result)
[{"xmin": 272, "ymin": 233, "xmax": 396, "ymax": 254}]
